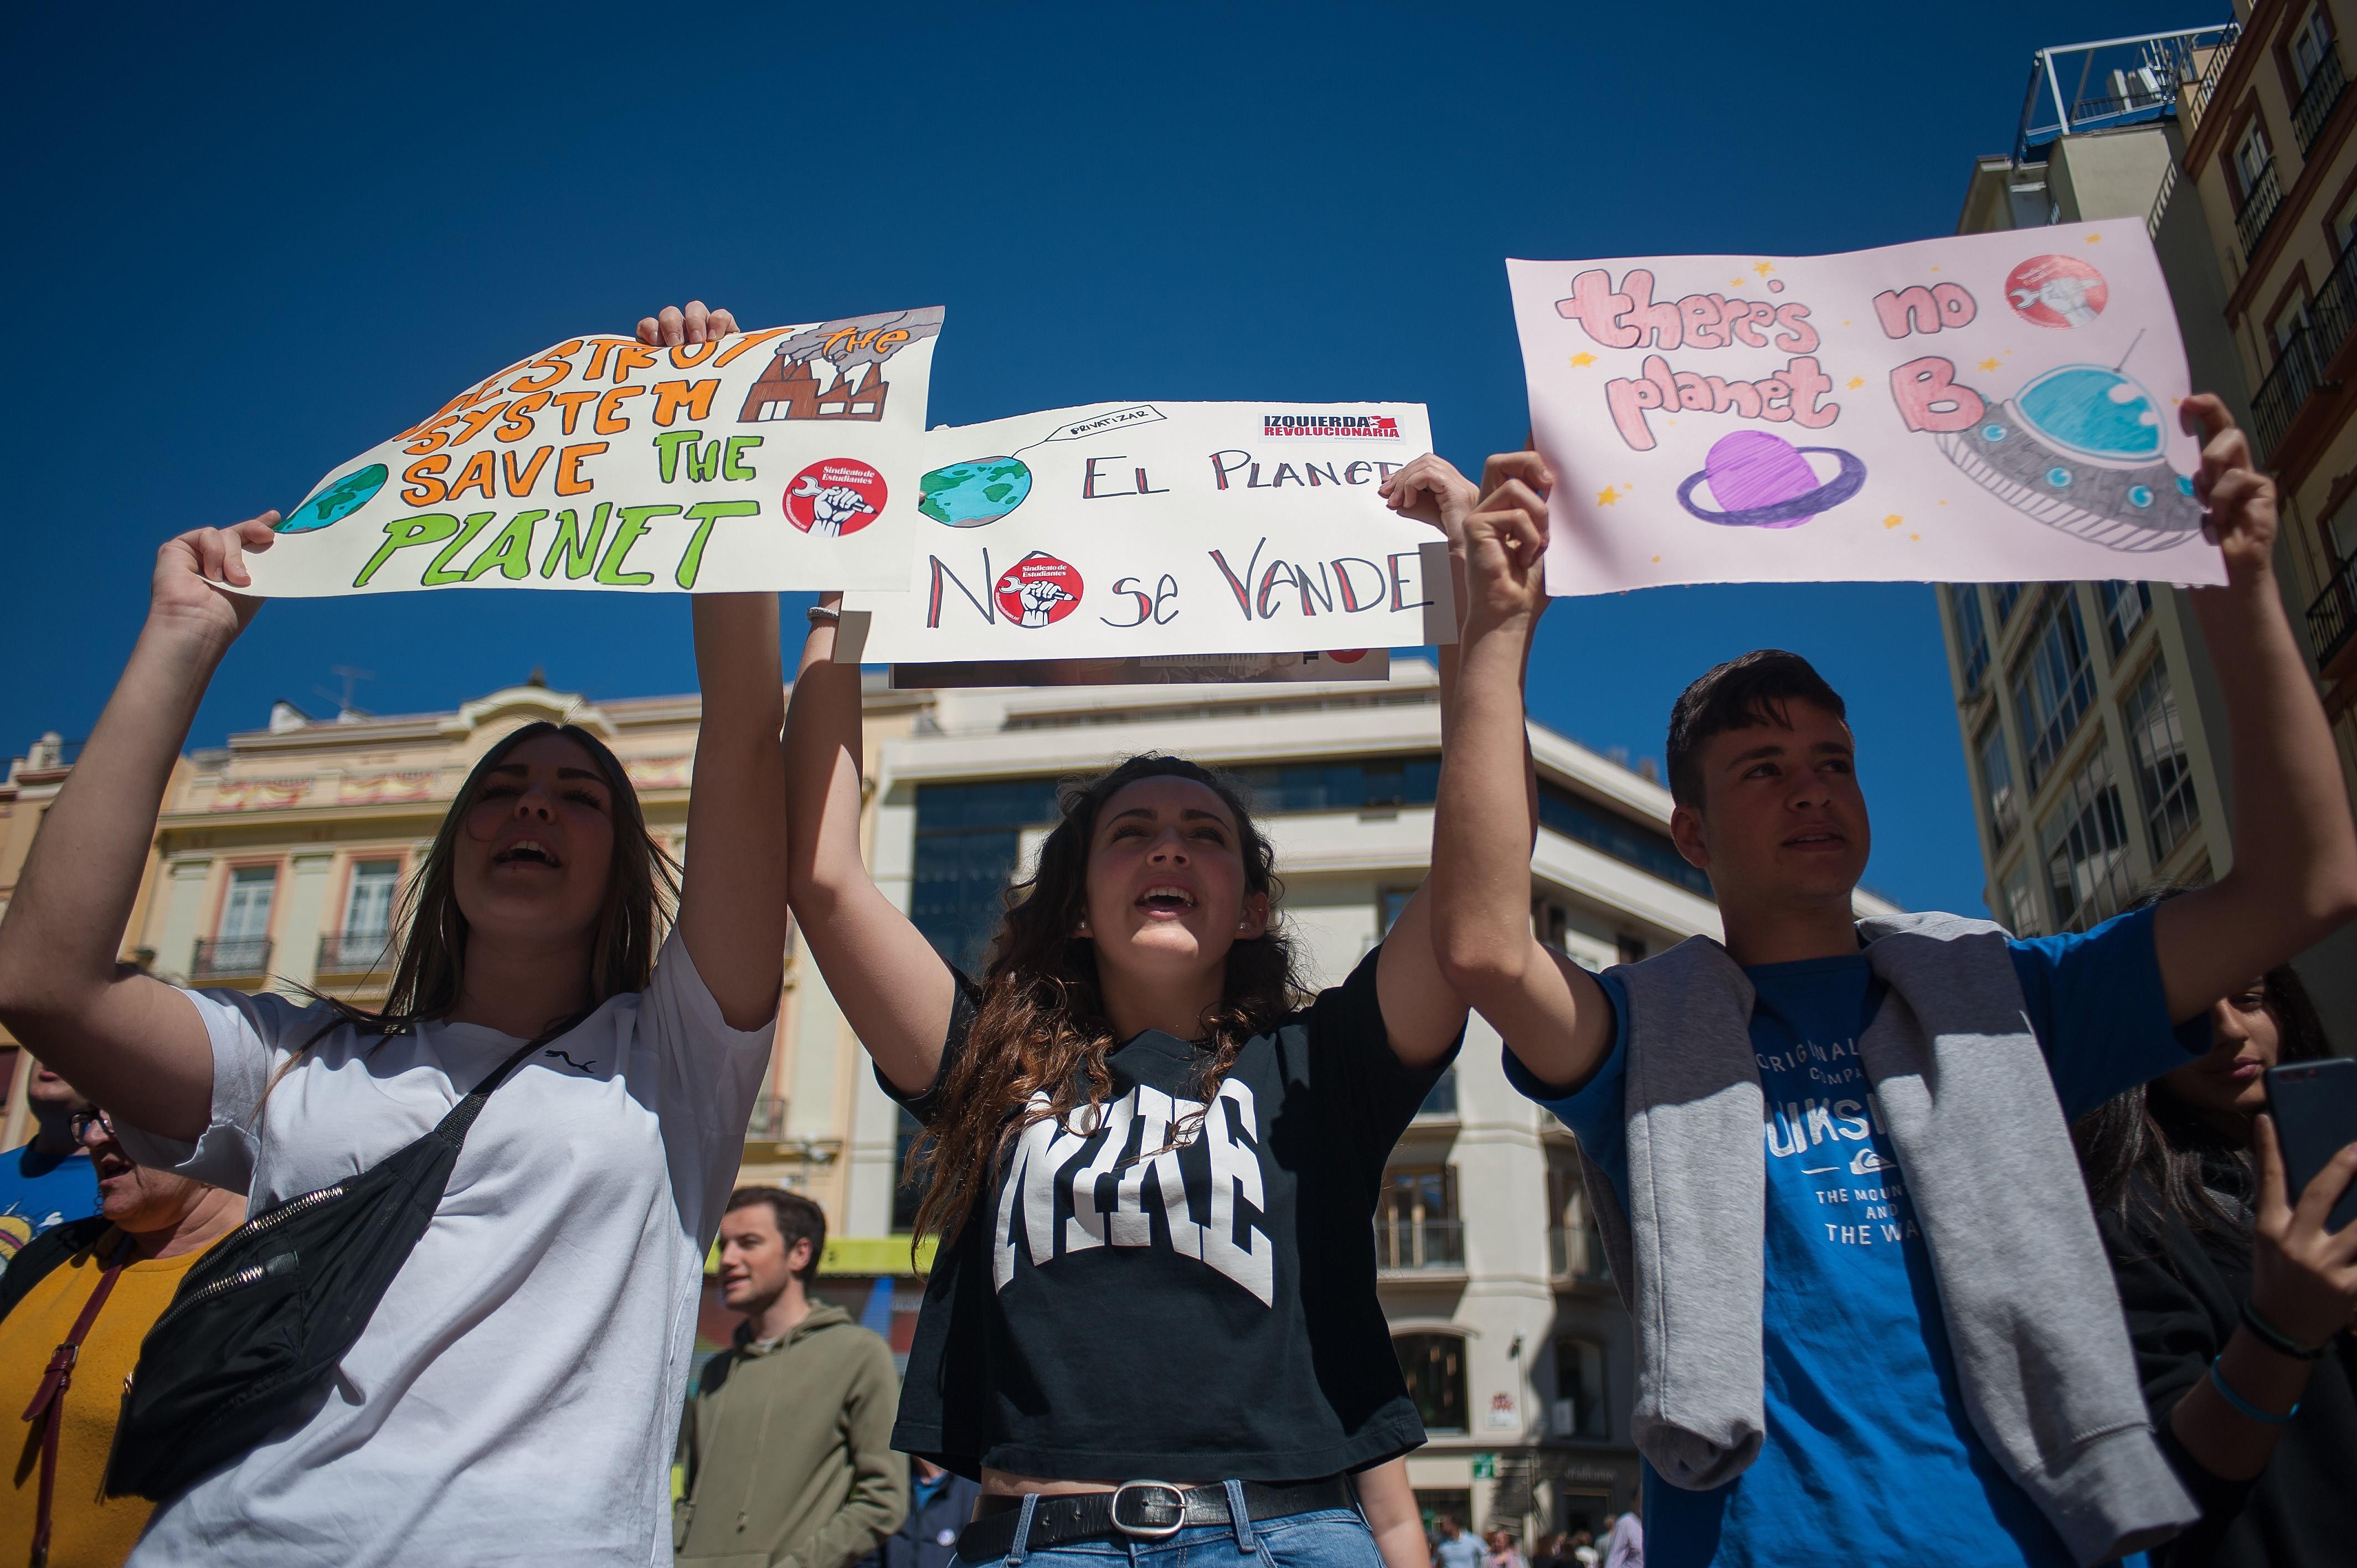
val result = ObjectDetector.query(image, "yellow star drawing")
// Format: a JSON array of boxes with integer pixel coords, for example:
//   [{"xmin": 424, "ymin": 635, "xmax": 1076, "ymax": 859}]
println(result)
[
  {"xmin": 1883, "ymin": 515, "xmax": 1903, "ymax": 529},
  {"xmin": 1846, "ymin": 376, "xmax": 1866, "ymax": 390},
  {"xmin": 1568, "ymin": 352, "xmax": 1597, "ymax": 368},
  {"xmin": 1731, "ymin": 276, "xmax": 1747, "ymax": 286},
  {"xmin": 1651, "ymin": 555, "xmax": 1663, "ymax": 564},
  {"xmin": 1930, "ymin": 266, "xmax": 1942, "ymax": 274},
  {"xmin": 1910, "ymin": 533, "xmax": 1922, "ymax": 540},
  {"xmin": 1754, "ymin": 260, "xmax": 1774, "ymax": 276},
  {"xmin": 1978, "ymin": 357, "xmax": 2001, "ymax": 370},
  {"xmin": 2086, "ymin": 233, "xmax": 2102, "ymax": 243},
  {"xmin": 1598, "ymin": 486, "xmax": 1622, "ymax": 506},
  {"xmin": 1938, "ymin": 499, "xmax": 1949, "ymax": 506}
]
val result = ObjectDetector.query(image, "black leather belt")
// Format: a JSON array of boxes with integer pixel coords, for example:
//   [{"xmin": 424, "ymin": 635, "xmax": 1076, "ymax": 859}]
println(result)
[{"xmin": 957, "ymin": 1477, "xmax": 1355, "ymax": 1561}]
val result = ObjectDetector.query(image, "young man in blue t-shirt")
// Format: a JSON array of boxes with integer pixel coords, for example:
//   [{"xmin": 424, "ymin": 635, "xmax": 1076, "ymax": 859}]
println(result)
[
  {"xmin": 1414, "ymin": 395, "xmax": 2357, "ymax": 1568},
  {"xmin": 0, "ymin": 1061, "xmax": 99, "ymax": 1270}
]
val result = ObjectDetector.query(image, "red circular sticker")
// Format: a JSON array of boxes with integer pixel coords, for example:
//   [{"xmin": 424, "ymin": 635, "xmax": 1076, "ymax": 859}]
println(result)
[
  {"xmin": 2004, "ymin": 255, "xmax": 2108, "ymax": 329},
  {"xmin": 1325, "ymin": 648, "xmax": 1370, "ymax": 663},
  {"xmin": 994, "ymin": 551, "xmax": 1084, "ymax": 628},
  {"xmin": 785, "ymin": 458, "xmax": 887, "ymax": 537}
]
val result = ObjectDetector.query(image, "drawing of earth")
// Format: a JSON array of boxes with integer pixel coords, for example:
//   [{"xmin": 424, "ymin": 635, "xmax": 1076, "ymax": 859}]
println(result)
[
  {"xmin": 277, "ymin": 463, "xmax": 389, "ymax": 534},
  {"xmin": 919, "ymin": 457, "xmax": 1031, "ymax": 528}
]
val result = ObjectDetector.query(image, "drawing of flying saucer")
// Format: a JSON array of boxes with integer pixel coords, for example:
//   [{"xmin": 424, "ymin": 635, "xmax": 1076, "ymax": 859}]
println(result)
[
  {"xmin": 1935, "ymin": 365, "xmax": 2204, "ymax": 552},
  {"xmin": 1677, "ymin": 431, "xmax": 1866, "ymax": 529}
]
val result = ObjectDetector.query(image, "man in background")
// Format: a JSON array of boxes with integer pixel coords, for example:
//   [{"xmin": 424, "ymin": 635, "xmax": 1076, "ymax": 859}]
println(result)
[
  {"xmin": 1603, "ymin": 1487, "xmax": 1642, "ymax": 1568},
  {"xmin": 858, "ymin": 1457, "xmax": 980, "ymax": 1568},
  {"xmin": 0, "ymin": 1061, "xmax": 100, "ymax": 1268},
  {"xmin": 1435, "ymin": 1514, "xmax": 1483, "ymax": 1568},
  {"xmin": 676, "ymin": 1187, "xmax": 906, "ymax": 1568},
  {"xmin": 0, "ymin": 1105, "xmax": 241, "ymax": 1565}
]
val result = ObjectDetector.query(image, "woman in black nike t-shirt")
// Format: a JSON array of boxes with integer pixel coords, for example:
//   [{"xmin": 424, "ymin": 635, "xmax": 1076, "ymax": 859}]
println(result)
[{"xmin": 783, "ymin": 587, "xmax": 1470, "ymax": 1568}]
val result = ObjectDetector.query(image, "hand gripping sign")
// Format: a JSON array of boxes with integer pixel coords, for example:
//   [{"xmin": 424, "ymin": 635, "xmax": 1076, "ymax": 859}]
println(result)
[
  {"xmin": 244, "ymin": 308, "xmax": 943, "ymax": 596},
  {"xmin": 1506, "ymin": 224, "xmax": 2226, "ymax": 596},
  {"xmin": 836, "ymin": 401, "xmax": 1457, "ymax": 677}
]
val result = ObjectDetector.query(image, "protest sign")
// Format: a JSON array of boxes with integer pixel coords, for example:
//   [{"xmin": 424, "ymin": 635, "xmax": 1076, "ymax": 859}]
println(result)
[
  {"xmin": 244, "ymin": 308, "xmax": 943, "ymax": 596},
  {"xmin": 837, "ymin": 401, "xmax": 1454, "ymax": 673},
  {"xmin": 1507, "ymin": 223, "xmax": 2227, "ymax": 596}
]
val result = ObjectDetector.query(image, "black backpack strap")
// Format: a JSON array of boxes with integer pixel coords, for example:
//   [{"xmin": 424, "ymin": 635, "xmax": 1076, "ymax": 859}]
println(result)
[
  {"xmin": 431, "ymin": 1014, "xmax": 586, "ymax": 1148},
  {"xmin": 0, "ymin": 1216, "xmax": 116, "ymax": 1327}
]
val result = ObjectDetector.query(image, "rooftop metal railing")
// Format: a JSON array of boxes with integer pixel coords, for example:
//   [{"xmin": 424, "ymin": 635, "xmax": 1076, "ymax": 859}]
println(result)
[{"xmin": 2015, "ymin": 25, "xmax": 2240, "ymax": 162}]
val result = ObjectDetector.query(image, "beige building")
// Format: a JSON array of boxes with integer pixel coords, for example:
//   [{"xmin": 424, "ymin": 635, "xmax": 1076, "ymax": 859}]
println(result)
[
  {"xmin": 0, "ymin": 663, "xmax": 1896, "ymax": 1537},
  {"xmin": 1936, "ymin": 22, "xmax": 2357, "ymax": 1029}
]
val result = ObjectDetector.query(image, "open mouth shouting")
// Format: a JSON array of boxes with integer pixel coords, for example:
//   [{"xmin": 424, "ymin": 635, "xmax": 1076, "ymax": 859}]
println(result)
[
  {"xmin": 493, "ymin": 834, "xmax": 565, "ymax": 871},
  {"xmin": 1782, "ymin": 826, "xmax": 1847, "ymax": 853},
  {"xmin": 1136, "ymin": 883, "xmax": 1199, "ymax": 920}
]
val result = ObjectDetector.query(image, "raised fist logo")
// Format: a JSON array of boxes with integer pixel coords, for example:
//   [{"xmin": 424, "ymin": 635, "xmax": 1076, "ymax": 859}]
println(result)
[
  {"xmin": 784, "ymin": 459, "xmax": 887, "ymax": 538},
  {"xmin": 993, "ymin": 551, "xmax": 1084, "ymax": 628}
]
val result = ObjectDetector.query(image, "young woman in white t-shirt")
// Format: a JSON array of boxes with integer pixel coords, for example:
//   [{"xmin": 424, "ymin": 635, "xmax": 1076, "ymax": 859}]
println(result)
[{"xmin": 0, "ymin": 302, "xmax": 790, "ymax": 1566}]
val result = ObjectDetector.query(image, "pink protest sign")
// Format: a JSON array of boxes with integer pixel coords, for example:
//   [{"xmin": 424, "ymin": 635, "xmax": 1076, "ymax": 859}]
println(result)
[{"xmin": 1506, "ymin": 222, "xmax": 2227, "ymax": 596}]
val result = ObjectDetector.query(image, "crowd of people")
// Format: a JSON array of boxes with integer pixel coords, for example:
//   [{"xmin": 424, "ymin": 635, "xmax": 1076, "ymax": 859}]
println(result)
[{"xmin": 0, "ymin": 303, "xmax": 2353, "ymax": 1568}]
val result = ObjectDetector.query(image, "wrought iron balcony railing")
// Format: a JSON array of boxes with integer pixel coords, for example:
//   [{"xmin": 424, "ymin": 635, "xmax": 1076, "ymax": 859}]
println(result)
[
  {"xmin": 316, "ymin": 930, "xmax": 393, "ymax": 974},
  {"xmin": 1373, "ymin": 1216, "xmax": 1464, "ymax": 1273},
  {"xmin": 191, "ymin": 937, "xmax": 272, "ymax": 978},
  {"xmin": 2296, "ymin": 50, "xmax": 2349, "ymax": 153},
  {"xmin": 2238, "ymin": 160, "xmax": 2287, "ymax": 259},
  {"xmin": 2250, "ymin": 244, "xmax": 2357, "ymax": 465},
  {"xmin": 2308, "ymin": 548, "xmax": 2357, "ymax": 670},
  {"xmin": 1547, "ymin": 1224, "xmax": 1614, "ymax": 1283}
]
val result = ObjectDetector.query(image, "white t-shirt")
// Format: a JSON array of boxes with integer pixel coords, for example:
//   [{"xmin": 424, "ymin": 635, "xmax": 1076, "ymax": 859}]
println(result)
[{"xmin": 113, "ymin": 932, "xmax": 771, "ymax": 1567}]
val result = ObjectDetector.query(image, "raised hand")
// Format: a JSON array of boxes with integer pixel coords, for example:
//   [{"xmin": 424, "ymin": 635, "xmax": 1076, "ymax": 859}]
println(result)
[
  {"xmin": 637, "ymin": 301, "xmax": 738, "ymax": 347},
  {"xmin": 1380, "ymin": 454, "xmax": 1480, "ymax": 553},
  {"xmin": 2182, "ymin": 393, "xmax": 2278, "ymax": 586},
  {"xmin": 1463, "ymin": 452, "xmax": 1552, "ymax": 627},
  {"xmin": 151, "ymin": 514, "xmax": 279, "ymax": 644}
]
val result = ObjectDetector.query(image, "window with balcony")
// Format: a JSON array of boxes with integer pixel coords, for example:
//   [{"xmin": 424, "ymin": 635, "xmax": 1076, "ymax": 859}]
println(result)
[
  {"xmin": 321, "ymin": 859, "xmax": 400, "ymax": 972},
  {"xmin": 2011, "ymin": 590, "xmax": 2096, "ymax": 789},
  {"xmin": 1393, "ymin": 1333, "xmax": 1468, "ymax": 1433},
  {"xmin": 1976, "ymin": 721, "xmax": 2020, "ymax": 847},
  {"xmin": 1376, "ymin": 1167, "xmax": 1461, "ymax": 1272},
  {"xmin": 1947, "ymin": 584, "xmax": 1990, "ymax": 694},
  {"xmin": 1548, "ymin": 1165, "xmax": 1610, "ymax": 1284},
  {"xmin": 198, "ymin": 864, "xmax": 279, "ymax": 977},
  {"xmin": 1553, "ymin": 1337, "xmax": 1610, "ymax": 1440},
  {"xmin": 2123, "ymin": 658, "xmax": 2200, "ymax": 864},
  {"xmin": 2234, "ymin": 121, "xmax": 2285, "ymax": 255},
  {"xmin": 2040, "ymin": 749, "xmax": 2137, "ymax": 933},
  {"xmin": 2292, "ymin": 8, "xmax": 2348, "ymax": 152},
  {"xmin": 2096, "ymin": 581, "xmax": 2152, "ymax": 656}
]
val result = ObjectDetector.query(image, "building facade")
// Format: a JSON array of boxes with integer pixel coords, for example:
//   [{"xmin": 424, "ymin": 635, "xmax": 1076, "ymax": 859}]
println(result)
[
  {"xmin": 1, "ymin": 664, "xmax": 1892, "ymax": 1537},
  {"xmin": 2173, "ymin": 0, "xmax": 2357, "ymax": 1026},
  {"xmin": 1936, "ymin": 24, "xmax": 2357, "ymax": 1030}
]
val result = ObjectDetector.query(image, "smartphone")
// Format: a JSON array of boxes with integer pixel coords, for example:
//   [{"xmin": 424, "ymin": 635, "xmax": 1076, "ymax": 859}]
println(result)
[{"xmin": 2266, "ymin": 1058, "xmax": 2357, "ymax": 1233}]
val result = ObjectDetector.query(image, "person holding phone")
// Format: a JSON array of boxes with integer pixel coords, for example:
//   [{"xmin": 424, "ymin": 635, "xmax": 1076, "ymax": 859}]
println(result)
[{"xmin": 2074, "ymin": 945, "xmax": 2357, "ymax": 1567}]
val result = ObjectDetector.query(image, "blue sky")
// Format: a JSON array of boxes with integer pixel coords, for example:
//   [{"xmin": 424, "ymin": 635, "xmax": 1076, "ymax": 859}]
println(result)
[{"xmin": 0, "ymin": 1, "xmax": 2222, "ymax": 915}]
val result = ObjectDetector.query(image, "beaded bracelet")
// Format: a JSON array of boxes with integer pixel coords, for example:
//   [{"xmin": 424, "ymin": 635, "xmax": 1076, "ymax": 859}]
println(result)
[
  {"xmin": 2241, "ymin": 1299, "xmax": 2328, "ymax": 1360},
  {"xmin": 2209, "ymin": 1358, "xmax": 2299, "ymax": 1425}
]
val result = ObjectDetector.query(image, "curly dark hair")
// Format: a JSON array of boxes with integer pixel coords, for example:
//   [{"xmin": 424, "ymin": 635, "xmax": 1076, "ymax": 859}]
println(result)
[{"xmin": 905, "ymin": 754, "xmax": 1306, "ymax": 1252}]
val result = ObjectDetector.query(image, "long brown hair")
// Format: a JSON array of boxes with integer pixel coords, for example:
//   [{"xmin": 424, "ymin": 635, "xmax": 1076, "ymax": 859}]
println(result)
[
  {"xmin": 905, "ymin": 755, "xmax": 1305, "ymax": 1251},
  {"xmin": 304, "ymin": 721, "xmax": 678, "ymax": 1041}
]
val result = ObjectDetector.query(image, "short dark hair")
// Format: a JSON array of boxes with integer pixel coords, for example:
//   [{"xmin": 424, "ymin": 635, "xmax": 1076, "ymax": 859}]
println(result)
[
  {"xmin": 1665, "ymin": 650, "xmax": 1850, "ymax": 809},
  {"xmin": 725, "ymin": 1188, "xmax": 827, "ymax": 1284}
]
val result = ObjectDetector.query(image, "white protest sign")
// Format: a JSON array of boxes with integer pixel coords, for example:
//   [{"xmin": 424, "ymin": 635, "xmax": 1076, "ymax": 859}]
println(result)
[
  {"xmin": 244, "ymin": 308, "xmax": 943, "ymax": 596},
  {"xmin": 890, "ymin": 649, "xmax": 1390, "ymax": 689},
  {"xmin": 838, "ymin": 401, "xmax": 1454, "ymax": 669},
  {"xmin": 1507, "ymin": 223, "xmax": 2226, "ymax": 595}
]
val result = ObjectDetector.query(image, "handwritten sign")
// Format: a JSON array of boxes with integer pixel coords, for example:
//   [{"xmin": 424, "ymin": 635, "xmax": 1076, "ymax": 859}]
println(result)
[
  {"xmin": 1507, "ymin": 224, "xmax": 2226, "ymax": 595},
  {"xmin": 837, "ymin": 401, "xmax": 1454, "ymax": 669},
  {"xmin": 244, "ymin": 308, "xmax": 942, "ymax": 596}
]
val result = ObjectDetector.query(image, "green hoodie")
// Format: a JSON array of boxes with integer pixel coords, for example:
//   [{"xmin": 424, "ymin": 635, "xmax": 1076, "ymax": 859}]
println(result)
[{"xmin": 675, "ymin": 1303, "xmax": 910, "ymax": 1568}]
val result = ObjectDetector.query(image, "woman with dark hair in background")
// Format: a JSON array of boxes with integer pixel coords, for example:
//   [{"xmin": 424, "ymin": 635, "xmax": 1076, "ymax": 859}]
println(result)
[
  {"xmin": 2072, "ymin": 956, "xmax": 2357, "ymax": 1566},
  {"xmin": 784, "ymin": 551, "xmax": 1470, "ymax": 1567},
  {"xmin": 0, "ymin": 302, "xmax": 791, "ymax": 1566}
]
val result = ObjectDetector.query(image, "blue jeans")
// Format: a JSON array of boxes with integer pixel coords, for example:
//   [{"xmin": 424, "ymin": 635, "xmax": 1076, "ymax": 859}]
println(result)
[{"xmin": 951, "ymin": 1506, "xmax": 1380, "ymax": 1568}]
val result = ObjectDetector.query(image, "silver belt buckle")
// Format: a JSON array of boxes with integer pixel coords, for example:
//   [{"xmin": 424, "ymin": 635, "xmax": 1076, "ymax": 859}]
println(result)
[{"xmin": 1110, "ymin": 1481, "xmax": 1189, "ymax": 1540}]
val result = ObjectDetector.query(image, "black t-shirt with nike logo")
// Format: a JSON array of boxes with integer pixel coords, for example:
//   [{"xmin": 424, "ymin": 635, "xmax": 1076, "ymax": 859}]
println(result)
[{"xmin": 883, "ymin": 944, "xmax": 1456, "ymax": 1481}]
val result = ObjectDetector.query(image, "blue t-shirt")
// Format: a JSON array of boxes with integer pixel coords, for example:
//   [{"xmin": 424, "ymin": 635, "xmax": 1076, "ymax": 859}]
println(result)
[
  {"xmin": 0, "ymin": 1142, "xmax": 100, "ymax": 1271},
  {"xmin": 1508, "ymin": 907, "xmax": 2207, "ymax": 1568},
  {"xmin": 1435, "ymin": 1536, "xmax": 1485, "ymax": 1568}
]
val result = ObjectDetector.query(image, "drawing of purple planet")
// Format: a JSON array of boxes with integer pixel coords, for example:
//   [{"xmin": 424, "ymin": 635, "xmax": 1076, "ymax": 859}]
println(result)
[{"xmin": 1676, "ymin": 431, "xmax": 1867, "ymax": 529}]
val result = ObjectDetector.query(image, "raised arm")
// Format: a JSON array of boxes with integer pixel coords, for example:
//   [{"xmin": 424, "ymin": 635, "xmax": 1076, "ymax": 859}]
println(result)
[
  {"xmin": 2152, "ymin": 395, "xmax": 2357, "ymax": 1019},
  {"xmin": 640, "ymin": 303, "xmax": 792, "ymax": 1031},
  {"xmin": 0, "ymin": 517, "xmax": 280, "ymax": 1139},
  {"xmin": 1428, "ymin": 455, "xmax": 1615, "ymax": 1092},
  {"xmin": 783, "ymin": 599, "xmax": 958, "ymax": 1095}
]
